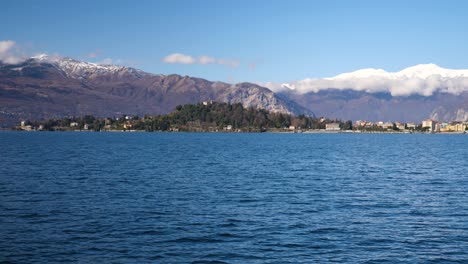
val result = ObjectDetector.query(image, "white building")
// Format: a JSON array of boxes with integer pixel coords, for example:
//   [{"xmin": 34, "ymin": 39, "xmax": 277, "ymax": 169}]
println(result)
[
  {"xmin": 406, "ymin": 123, "xmax": 417, "ymax": 129},
  {"xmin": 396, "ymin": 122, "xmax": 406, "ymax": 130},
  {"xmin": 325, "ymin": 123, "xmax": 341, "ymax": 131},
  {"xmin": 422, "ymin": 119, "xmax": 435, "ymax": 132},
  {"xmin": 381, "ymin": 122, "xmax": 394, "ymax": 129}
]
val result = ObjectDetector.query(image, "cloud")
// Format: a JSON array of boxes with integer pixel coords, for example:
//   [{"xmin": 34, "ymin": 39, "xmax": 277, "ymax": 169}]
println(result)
[
  {"xmin": 0, "ymin": 40, "xmax": 15, "ymax": 54},
  {"xmin": 199, "ymin": 55, "xmax": 216, "ymax": 64},
  {"xmin": 0, "ymin": 40, "xmax": 26, "ymax": 64},
  {"xmin": 163, "ymin": 53, "xmax": 240, "ymax": 68},
  {"xmin": 163, "ymin": 53, "xmax": 196, "ymax": 64},
  {"xmin": 264, "ymin": 64, "xmax": 468, "ymax": 97}
]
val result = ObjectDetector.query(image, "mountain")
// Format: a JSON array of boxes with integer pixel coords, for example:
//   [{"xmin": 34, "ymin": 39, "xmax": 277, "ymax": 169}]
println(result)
[
  {"xmin": 3, "ymin": 57, "xmax": 468, "ymax": 126},
  {"xmin": 279, "ymin": 89, "xmax": 468, "ymax": 123},
  {"xmin": 0, "ymin": 56, "xmax": 311, "ymax": 127},
  {"xmin": 276, "ymin": 64, "xmax": 468, "ymax": 122}
]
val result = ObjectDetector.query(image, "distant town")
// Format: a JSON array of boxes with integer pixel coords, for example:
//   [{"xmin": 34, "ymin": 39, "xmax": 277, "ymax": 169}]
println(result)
[{"xmin": 14, "ymin": 102, "xmax": 468, "ymax": 134}]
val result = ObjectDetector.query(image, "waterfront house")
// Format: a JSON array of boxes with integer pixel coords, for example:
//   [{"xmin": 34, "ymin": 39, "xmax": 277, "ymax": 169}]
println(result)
[
  {"xmin": 396, "ymin": 122, "xmax": 406, "ymax": 130},
  {"xmin": 422, "ymin": 119, "xmax": 435, "ymax": 132},
  {"xmin": 406, "ymin": 123, "xmax": 417, "ymax": 129},
  {"xmin": 381, "ymin": 122, "xmax": 394, "ymax": 129},
  {"xmin": 123, "ymin": 122, "xmax": 133, "ymax": 129},
  {"xmin": 355, "ymin": 120, "xmax": 374, "ymax": 128},
  {"xmin": 455, "ymin": 123, "xmax": 467, "ymax": 132},
  {"xmin": 325, "ymin": 123, "xmax": 340, "ymax": 131}
]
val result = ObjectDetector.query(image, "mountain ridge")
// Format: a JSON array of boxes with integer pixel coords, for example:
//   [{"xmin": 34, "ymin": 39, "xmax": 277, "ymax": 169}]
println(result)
[
  {"xmin": 0, "ymin": 56, "xmax": 312, "ymax": 127},
  {"xmin": 3, "ymin": 56, "xmax": 468, "ymax": 126}
]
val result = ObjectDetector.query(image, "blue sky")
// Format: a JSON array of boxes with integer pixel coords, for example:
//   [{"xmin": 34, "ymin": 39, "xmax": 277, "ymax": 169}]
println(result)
[{"xmin": 2, "ymin": 0, "xmax": 468, "ymax": 83}]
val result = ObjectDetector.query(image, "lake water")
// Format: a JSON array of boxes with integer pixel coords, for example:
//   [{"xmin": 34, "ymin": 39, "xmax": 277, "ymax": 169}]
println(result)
[{"xmin": 1, "ymin": 132, "xmax": 468, "ymax": 263}]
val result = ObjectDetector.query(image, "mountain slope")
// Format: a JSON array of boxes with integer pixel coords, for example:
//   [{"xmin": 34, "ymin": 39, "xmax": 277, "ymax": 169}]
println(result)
[
  {"xmin": 279, "ymin": 89, "xmax": 468, "ymax": 122},
  {"xmin": 0, "ymin": 56, "xmax": 311, "ymax": 127},
  {"xmin": 274, "ymin": 64, "xmax": 468, "ymax": 122}
]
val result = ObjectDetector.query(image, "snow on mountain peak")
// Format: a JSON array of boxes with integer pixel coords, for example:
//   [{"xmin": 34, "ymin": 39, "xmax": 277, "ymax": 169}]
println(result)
[
  {"xmin": 326, "ymin": 63, "xmax": 468, "ymax": 80},
  {"xmin": 268, "ymin": 64, "xmax": 468, "ymax": 97},
  {"xmin": 331, "ymin": 68, "xmax": 391, "ymax": 80},
  {"xmin": 398, "ymin": 63, "xmax": 445, "ymax": 78},
  {"xmin": 31, "ymin": 53, "xmax": 49, "ymax": 61},
  {"xmin": 29, "ymin": 54, "xmax": 147, "ymax": 79}
]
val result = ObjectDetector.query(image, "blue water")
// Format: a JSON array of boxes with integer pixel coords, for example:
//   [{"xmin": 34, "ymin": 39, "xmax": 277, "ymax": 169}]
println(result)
[{"xmin": 1, "ymin": 132, "xmax": 468, "ymax": 263}]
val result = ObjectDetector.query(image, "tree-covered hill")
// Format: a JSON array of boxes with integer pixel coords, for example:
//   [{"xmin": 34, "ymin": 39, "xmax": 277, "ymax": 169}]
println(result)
[{"xmin": 19, "ymin": 102, "xmax": 350, "ymax": 132}]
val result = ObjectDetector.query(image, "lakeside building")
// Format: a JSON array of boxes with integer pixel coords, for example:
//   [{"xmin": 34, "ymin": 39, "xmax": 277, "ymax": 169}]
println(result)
[
  {"xmin": 440, "ymin": 122, "xmax": 467, "ymax": 132},
  {"xmin": 435, "ymin": 123, "xmax": 441, "ymax": 132},
  {"xmin": 202, "ymin": 101, "xmax": 214, "ymax": 106},
  {"xmin": 381, "ymin": 122, "xmax": 393, "ymax": 129},
  {"xmin": 123, "ymin": 122, "xmax": 133, "ymax": 129},
  {"xmin": 355, "ymin": 120, "xmax": 374, "ymax": 128},
  {"xmin": 456, "ymin": 123, "xmax": 467, "ymax": 132},
  {"xmin": 396, "ymin": 122, "xmax": 406, "ymax": 130},
  {"xmin": 407, "ymin": 123, "xmax": 417, "ymax": 129},
  {"xmin": 325, "ymin": 123, "xmax": 341, "ymax": 131},
  {"xmin": 422, "ymin": 119, "xmax": 435, "ymax": 132}
]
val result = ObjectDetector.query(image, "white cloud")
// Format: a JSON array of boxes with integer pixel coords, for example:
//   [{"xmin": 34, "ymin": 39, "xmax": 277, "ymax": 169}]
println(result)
[
  {"xmin": 0, "ymin": 40, "xmax": 26, "ymax": 64},
  {"xmin": 265, "ymin": 64, "xmax": 468, "ymax": 97},
  {"xmin": 163, "ymin": 53, "xmax": 196, "ymax": 64},
  {"xmin": 163, "ymin": 53, "xmax": 240, "ymax": 68},
  {"xmin": 0, "ymin": 40, "xmax": 15, "ymax": 54},
  {"xmin": 199, "ymin": 55, "xmax": 216, "ymax": 64}
]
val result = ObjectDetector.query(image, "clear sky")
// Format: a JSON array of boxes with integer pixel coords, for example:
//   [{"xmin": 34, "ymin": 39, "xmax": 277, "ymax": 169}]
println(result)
[{"xmin": 2, "ymin": 0, "xmax": 468, "ymax": 83}]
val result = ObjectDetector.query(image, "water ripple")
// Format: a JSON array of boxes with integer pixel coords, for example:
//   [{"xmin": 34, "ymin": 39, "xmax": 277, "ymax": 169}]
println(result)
[{"xmin": 1, "ymin": 132, "xmax": 468, "ymax": 263}]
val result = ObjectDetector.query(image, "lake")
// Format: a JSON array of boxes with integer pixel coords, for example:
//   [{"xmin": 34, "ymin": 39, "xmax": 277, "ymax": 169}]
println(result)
[{"xmin": 1, "ymin": 132, "xmax": 468, "ymax": 263}]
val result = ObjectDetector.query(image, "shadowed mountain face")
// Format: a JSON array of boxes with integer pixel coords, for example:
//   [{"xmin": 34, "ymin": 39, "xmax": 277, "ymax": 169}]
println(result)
[
  {"xmin": 278, "ymin": 89, "xmax": 468, "ymax": 123},
  {"xmin": 0, "ymin": 57, "xmax": 311, "ymax": 127}
]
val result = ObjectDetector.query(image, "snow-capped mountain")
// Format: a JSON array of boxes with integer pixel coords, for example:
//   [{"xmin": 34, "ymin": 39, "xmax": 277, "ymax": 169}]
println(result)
[
  {"xmin": 264, "ymin": 64, "xmax": 468, "ymax": 122},
  {"xmin": 332, "ymin": 64, "xmax": 468, "ymax": 80},
  {"xmin": 0, "ymin": 55, "xmax": 310, "ymax": 127},
  {"xmin": 29, "ymin": 54, "xmax": 148, "ymax": 79},
  {"xmin": 277, "ymin": 64, "xmax": 468, "ymax": 97},
  {"xmin": 3, "ymin": 55, "xmax": 468, "ymax": 125}
]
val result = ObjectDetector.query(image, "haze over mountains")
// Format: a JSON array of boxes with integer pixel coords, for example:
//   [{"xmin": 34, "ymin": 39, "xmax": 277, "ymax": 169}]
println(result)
[{"xmin": 2, "ymin": 55, "xmax": 468, "ymax": 127}]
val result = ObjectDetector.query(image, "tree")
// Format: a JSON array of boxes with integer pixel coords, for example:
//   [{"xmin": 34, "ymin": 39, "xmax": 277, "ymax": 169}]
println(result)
[{"xmin": 340, "ymin": 120, "xmax": 352, "ymax": 130}]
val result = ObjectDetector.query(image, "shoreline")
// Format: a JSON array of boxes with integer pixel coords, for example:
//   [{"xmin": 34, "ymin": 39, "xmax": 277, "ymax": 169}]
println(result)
[{"xmin": 1, "ymin": 129, "xmax": 466, "ymax": 135}]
